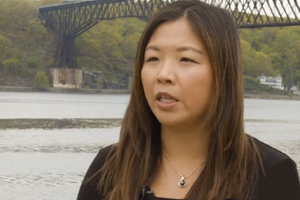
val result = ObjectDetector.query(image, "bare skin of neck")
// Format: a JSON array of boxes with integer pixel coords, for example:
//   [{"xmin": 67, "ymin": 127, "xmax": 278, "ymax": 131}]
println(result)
[{"xmin": 150, "ymin": 124, "xmax": 210, "ymax": 199}]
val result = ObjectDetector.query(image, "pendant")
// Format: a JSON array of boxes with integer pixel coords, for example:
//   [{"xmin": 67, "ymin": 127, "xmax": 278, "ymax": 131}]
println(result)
[{"xmin": 178, "ymin": 176, "xmax": 186, "ymax": 188}]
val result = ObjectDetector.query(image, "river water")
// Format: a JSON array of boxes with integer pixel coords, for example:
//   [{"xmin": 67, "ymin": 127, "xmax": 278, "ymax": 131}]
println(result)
[{"xmin": 0, "ymin": 92, "xmax": 299, "ymax": 200}]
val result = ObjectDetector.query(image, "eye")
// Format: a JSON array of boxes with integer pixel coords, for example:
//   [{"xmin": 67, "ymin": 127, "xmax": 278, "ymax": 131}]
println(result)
[
  {"xmin": 180, "ymin": 57, "xmax": 197, "ymax": 63},
  {"xmin": 145, "ymin": 57, "xmax": 159, "ymax": 62}
]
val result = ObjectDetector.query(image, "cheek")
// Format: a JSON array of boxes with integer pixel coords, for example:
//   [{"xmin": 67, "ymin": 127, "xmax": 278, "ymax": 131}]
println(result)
[
  {"xmin": 200, "ymin": 73, "xmax": 214, "ymax": 100},
  {"xmin": 141, "ymin": 68, "xmax": 153, "ymax": 100},
  {"xmin": 141, "ymin": 68, "xmax": 149, "ymax": 89},
  {"xmin": 187, "ymin": 69, "xmax": 213, "ymax": 89},
  {"xmin": 183, "ymin": 69, "xmax": 214, "ymax": 104},
  {"xmin": 141, "ymin": 66, "xmax": 156, "ymax": 86},
  {"xmin": 199, "ymin": 71, "xmax": 214, "ymax": 108},
  {"xmin": 141, "ymin": 68, "xmax": 146, "ymax": 87}
]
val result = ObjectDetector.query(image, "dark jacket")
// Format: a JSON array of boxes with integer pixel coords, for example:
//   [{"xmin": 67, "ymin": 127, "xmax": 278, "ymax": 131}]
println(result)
[{"xmin": 77, "ymin": 136, "xmax": 300, "ymax": 200}]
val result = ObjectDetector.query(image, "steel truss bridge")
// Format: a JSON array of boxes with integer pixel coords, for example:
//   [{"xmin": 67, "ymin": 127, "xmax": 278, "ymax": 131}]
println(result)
[{"xmin": 39, "ymin": 0, "xmax": 300, "ymax": 68}]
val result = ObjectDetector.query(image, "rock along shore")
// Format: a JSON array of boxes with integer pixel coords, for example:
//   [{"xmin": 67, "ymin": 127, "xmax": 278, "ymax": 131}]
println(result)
[
  {"xmin": 0, "ymin": 118, "xmax": 123, "ymax": 130},
  {"xmin": 0, "ymin": 118, "xmax": 299, "ymax": 130}
]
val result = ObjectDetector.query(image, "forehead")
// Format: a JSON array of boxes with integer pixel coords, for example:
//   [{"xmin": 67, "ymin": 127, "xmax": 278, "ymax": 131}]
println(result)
[{"xmin": 147, "ymin": 18, "xmax": 205, "ymax": 50}]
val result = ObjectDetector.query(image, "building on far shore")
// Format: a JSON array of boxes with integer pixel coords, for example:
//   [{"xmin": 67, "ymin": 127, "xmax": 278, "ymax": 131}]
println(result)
[{"xmin": 257, "ymin": 74, "xmax": 284, "ymax": 90}]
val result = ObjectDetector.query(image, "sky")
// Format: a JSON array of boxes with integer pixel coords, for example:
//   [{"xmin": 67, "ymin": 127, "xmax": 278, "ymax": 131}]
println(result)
[
  {"xmin": 38, "ymin": 0, "xmax": 300, "ymax": 20},
  {"xmin": 206, "ymin": 0, "xmax": 300, "ymax": 18}
]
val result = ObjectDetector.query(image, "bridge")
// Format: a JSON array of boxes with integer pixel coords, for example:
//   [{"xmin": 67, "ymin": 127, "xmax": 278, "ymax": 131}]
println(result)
[{"xmin": 39, "ymin": 0, "xmax": 300, "ymax": 69}]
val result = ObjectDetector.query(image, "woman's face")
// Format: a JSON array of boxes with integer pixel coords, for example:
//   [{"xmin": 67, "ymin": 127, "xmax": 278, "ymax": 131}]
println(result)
[{"xmin": 141, "ymin": 18, "xmax": 214, "ymax": 129}]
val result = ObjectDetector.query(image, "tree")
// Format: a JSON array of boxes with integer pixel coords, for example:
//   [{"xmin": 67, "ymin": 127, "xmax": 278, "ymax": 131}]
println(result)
[
  {"xmin": 294, "ymin": 70, "xmax": 300, "ymax": 86},
  {"xmin": 120, "ymin": 32, "xmax": 141, "ymax": 59},
  {"xmin": 34, "ymin": 72, "xmax": 49, "ymax": 88},
  {"xmin": 0, "ymin": 0, "xmax": 34, "ymax": 31},
  {"xmin": 26, "ymin": 19, "xmax": 49, "ymax": 41},
  {"xmin": 241, "ymin": 39, "xmax": 274, "ymax": 77},
  {"xmin": 2, "ymin": 58, "xmax": 23, "ymax": 76},
  {"xmin": 35, "ymin": 0, "xmax": 64, "ymax": 6},
  {"xmin": 27, "ymin": 57, "xmax": 39, "ymax": 68},
  {"xmin": 0, "ymin": 34, "xmax": 14, "ymax": 61}
]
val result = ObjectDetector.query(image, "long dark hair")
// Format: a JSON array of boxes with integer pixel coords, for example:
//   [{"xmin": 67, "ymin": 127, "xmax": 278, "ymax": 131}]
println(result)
[{"xmin": 93, "ymin": 1, "xmax": 262, "ymax": 200}]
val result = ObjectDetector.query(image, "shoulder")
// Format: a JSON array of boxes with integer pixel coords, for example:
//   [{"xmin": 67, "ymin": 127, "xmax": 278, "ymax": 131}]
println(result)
[
  {"xmin": 76, "ymin": 144, "xmax": 115, "ymax": 200},
  {"xmin": 89, "ymin": 145, "xmax": 115, "ymax": 171},
  {"xmin": 249, "ymin": 136, "xmax": 300, "ymax": 200},
  {"xmin": 251, "ymin": 136, "xmax": 292, "ymax": 170},
  {"xmin": 86, "ymin": 144, "xmax": 115, "ymax": 180}
]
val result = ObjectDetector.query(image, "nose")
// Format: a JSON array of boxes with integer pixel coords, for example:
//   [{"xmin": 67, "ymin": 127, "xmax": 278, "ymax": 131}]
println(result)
[{"xmin": 157, "ymin": 60, "xmax": 175, "ymax": 84}]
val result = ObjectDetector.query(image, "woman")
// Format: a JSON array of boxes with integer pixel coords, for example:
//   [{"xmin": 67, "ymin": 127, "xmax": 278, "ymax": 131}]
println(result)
[{"xmin": 77, "ymin": 1, "xmax": 300, "ymax": 200}]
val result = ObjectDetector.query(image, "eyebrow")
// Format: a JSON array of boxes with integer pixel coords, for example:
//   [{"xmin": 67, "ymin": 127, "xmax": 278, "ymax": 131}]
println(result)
[
  {"xmin": 145, "ymin": 45, "xmax": 204, "ymax": 55},
  {"xmin": 145, "ymin": 45, "xmax": 160, "ymax": 52},
  {"xmin": 177, "ymin": 46, "xmax": 204, "ymax": 55}
]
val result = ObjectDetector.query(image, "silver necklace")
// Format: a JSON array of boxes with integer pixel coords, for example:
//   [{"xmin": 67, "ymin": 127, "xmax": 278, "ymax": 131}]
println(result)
[{"xmin": 162, "ymin": 153, "xmax": 204, "ymax": 188}]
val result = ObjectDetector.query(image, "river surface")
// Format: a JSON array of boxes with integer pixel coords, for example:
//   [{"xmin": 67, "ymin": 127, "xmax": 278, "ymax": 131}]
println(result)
[{"xmin": 0, "ymin": 92, "xmax": 299, "ymax": 200}]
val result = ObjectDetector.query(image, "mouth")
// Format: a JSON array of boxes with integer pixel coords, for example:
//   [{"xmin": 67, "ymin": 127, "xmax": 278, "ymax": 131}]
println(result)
[{"xmin": 156, "ymin": 92, "xmax": 178, "ymax": 103}]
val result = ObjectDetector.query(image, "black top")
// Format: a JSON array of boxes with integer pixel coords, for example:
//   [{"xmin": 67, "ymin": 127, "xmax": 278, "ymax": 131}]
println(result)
[{"xmin": 77, "ymin": 136, "xmax": 300, "ymax": 200}]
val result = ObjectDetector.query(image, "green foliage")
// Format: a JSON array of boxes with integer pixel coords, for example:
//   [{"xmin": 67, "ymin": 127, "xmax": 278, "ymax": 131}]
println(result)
[
  {"xmin": 77, "ymin": 18, "xmax": 145, "ymax": 89},
  {"xmin": 0, "ymin": 0, "xmax": 56, "ymax": 85},
  {"xmin": 0, "ymin": 0, "xmax": 34, "ymax": 31},
  {"xmin": 240, "ymin": 26, "xmax": 300, "ymax": 91},
  {"xmin": 0, "ymin": 0, "xmax": 300, "ymax": 92},
  {"xmin": 241, "ymin": 39, "xmax": 274, "ymax": 77},
  {"xmin": 295, "ymin": 70, "xmax": 300, "ymax": 85},
  {"xmin": 26, "ymin": 19, "xmax": 49, "ymax": 41},
  {"xmin": 0, "ymin": 33, "xmax": 17, "ymax": 63},
  {"xmin": 34, "ymin": 72, "xmax": 49, "ymax": 88},
  {"xmin": 244, "ymin": 76, "xmax": 261, "ymax": 92},
  {"xmin": 2, "ymin": 58, "xmax": 24, "ymax": 76},
  {"xmin": 27, "ymin": 57, "xmax": 39, "ymax": 68},
  {"xmin": 35, "ymin": 0, "xmax": 64, "ymax": 6}
]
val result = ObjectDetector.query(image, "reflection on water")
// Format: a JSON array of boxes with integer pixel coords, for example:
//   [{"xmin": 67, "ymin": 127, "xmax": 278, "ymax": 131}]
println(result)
[
  {"xmin": 244, "ymin": 98, "xmax": 300, "ymax": 121},
  {"xmin": 0, "ymin": 128, "xmax": 119, "ymax": 200},
  {"xmin": 0, "ymin": 128, "xmax": 119, "ymax": 153},
  {"xmin": 0, "ymin": 152, "xmax": 96, "ymax": 200},
  {"xmin": 0, "ymin": 123, "xmax": 300, "ymax": 200},
  {"xmin": 0, "ymin": 92, "xmax": 129, "ymax": 119},
  {"xmin": 1, "ymin": 92, "xmax": 300, "ymax": 120}
]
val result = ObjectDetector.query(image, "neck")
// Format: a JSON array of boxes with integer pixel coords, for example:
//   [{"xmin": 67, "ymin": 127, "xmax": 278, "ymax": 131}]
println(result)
[{"xmin": 161, "ymin": 124, "xmax": 210, "ymax": 165}]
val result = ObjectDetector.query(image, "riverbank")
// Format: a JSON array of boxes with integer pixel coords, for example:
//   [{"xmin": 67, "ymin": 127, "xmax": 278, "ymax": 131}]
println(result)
[
  {"xmin": 244, "ymin": 93, "xmax": 300, "ymax": 100},
  {"xmin": 0, "ymin": 118, "xmax": 122, "ymax": 129},
  {"xmin": 0, "ymin": 86, "xmax": 130, "ymax": 94},
  {"xmin": 1, "ymin": 86, "xmax": 300, "ymax": 100}
]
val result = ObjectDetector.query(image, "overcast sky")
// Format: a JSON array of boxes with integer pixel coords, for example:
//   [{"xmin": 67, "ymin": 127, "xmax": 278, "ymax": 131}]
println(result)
[
  {"xmin": 41, "ymin": 0, "xmax": 300, "ymax": 21},
  {"xmin": 206, "ymin": 0, "xmax": 300, "ymax": 18}
]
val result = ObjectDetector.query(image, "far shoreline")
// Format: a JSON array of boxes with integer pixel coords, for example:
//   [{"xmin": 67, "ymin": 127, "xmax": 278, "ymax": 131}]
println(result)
[
  {"xmin": 0, "ymin": 86, "xmax": 130, "ymax": 95},
  {"xmin": 244, "ymin": 93, "xmax": 300, "ymax": 101},
  {"xmin": 1, "ymin": 86, "xmax": 300, "ymax": 100}
]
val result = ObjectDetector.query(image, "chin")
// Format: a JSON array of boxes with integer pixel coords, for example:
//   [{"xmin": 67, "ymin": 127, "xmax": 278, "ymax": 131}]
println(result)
[{"xmin": 155, "ymin": 115, "xmax": 182, "ymax": 128}]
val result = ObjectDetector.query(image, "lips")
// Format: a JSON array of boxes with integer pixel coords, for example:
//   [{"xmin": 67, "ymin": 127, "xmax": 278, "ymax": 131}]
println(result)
[
  {"xmin": 156, "ymin": 92, "xmax": 178, "ymax": 102},
  {"xmin": 159, "ymin": 97, "xmax": 177, "ymax": 103}
]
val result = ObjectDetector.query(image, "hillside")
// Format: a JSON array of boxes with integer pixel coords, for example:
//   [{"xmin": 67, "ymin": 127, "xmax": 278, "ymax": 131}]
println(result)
[{"xmin": 0, "ymin": 0, "xmax": 300, "ymax": 93}]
